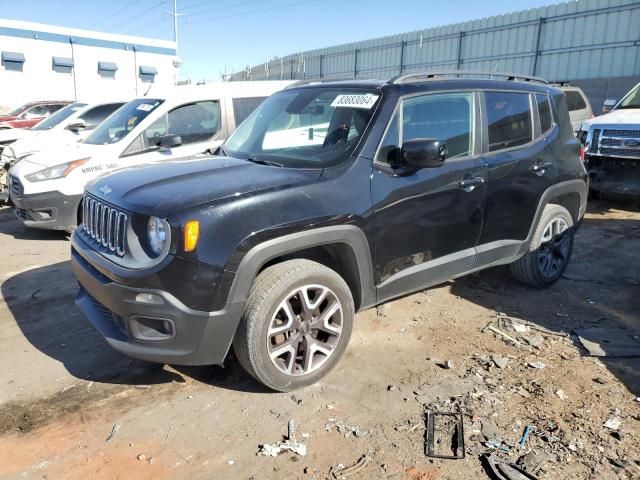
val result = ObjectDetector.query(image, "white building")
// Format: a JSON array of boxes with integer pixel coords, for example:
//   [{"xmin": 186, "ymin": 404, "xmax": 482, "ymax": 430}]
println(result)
[{"xmin": 0, "ymin": 19, "xmax": 178, "ymax": 109}]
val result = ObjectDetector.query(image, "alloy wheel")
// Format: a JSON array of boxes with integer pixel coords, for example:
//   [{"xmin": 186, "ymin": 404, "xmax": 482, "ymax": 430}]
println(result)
[{"xmin": 537, "ymin": 217, "xmax": 571, "ymax": 279}]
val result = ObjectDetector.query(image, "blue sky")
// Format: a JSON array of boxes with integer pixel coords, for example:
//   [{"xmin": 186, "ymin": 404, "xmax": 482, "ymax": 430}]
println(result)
[{"xmin": 2, "ymin": 0, "xmax": 555, "ymax": 81}]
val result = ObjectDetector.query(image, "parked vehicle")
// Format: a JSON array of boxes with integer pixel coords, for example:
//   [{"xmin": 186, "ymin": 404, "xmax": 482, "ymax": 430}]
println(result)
[
  {"xmin": 70, "ymin": 72, "xmax": 587, "ymax": 391},
  {"xmin": 9, "ymin": 81, "xmax": 293, "ymax": 231},
  {"xmin": 0, "ymin": 101, "xmax": 70, "ymax": 130},
  {"xmin": 579, "ymin": 81, "xmax": 640, "ymax": 198},
  {"xmin": 557, "ymin": 86, "xmax": 593, "ymax": 133},
  {"xmin": 0, "ymin": 101, "xmax": 125, "ymax": 204}
]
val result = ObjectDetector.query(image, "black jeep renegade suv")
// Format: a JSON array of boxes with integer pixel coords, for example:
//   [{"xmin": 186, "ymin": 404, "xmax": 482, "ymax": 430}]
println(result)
[{"xmin": 71, "ymin": 72, "xmax": 588, "ymax": 391}]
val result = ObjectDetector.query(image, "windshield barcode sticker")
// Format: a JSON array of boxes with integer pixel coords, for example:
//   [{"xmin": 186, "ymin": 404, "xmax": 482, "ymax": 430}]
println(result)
[
  {"xmin": 331, "ymin": 94, "xmax": 379, "ymax": 109},
  {"xmin": 136, "ymin": 104, "xmax": 155, "ymax": 112}
]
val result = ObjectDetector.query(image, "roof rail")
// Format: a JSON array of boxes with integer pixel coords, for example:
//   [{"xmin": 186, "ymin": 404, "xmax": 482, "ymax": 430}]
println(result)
[{"xmin": 389, "ymin": 70, "xmax": 549, "ymax": 85}]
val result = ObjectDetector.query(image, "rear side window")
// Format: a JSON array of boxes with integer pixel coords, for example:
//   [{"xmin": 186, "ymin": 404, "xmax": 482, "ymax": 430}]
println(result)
[
  {"xmin": 486, "ymin": 92, "xmax": 532, "ymax": 152},
  {"xmin": 565, "ymin": 91, "xmax": 587, "ymax": 111},
  {"xmin": 402, "ymin": 92, "xmax": 474, "ymax": 158},
  {"xmin": 233, "ymin": 97, "xmax": 266, "ymax": 126},
  {"xmin": 536, "ymin": 94, "xmax": 553, "ymax": 133}
]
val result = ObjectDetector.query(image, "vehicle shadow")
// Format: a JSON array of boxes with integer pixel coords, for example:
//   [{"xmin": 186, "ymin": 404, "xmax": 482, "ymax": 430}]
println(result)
[
  {"xmin": 450, "ymin": 205, "xmax": 640, "ymax": 397},
  {"xmin": 1, "ymin": 260, "xmax": 268, "ymax": 393}
]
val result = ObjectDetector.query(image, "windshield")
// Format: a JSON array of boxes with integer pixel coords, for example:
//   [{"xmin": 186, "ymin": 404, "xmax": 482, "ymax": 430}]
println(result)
[
  {"xmin": 224, "ymin": 88, "xmax": 380, "ymax": 167},
  {"xmin": 5, "ymin": 104, "xmax": 28, "ymax": 116},
  {"xmin": 31, "ymin": 102, "xmax": 87, "ymax": 131},
  {"xmin": 84, "ymin": 98, "xmax": 163, "ymax": 145},
  {"xmin": 618, "ymin": 83, "xmax": 640, "ymax": 109}
]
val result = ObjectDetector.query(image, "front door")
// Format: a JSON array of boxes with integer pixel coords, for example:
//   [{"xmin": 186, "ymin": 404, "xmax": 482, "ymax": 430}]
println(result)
[{"xmin": 371, "ymin": 91, "xmax": 486, "ymax": 302}]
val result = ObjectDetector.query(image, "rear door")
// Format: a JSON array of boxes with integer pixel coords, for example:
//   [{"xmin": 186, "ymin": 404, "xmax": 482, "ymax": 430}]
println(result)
[
  {"xmin": 372, "ymin": 91, "xmax": 486, "ymax": 301},
  {"xmin": 477, "ymin": 90, "xmax": 558, "ymax": 259}
]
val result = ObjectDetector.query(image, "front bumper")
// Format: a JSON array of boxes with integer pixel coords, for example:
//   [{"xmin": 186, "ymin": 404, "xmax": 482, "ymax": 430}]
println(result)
[
  {"xmin": 71, "ymin": 235, "xmax": 244, "ymax": 365},
  {"xmin": 10, "ymin": 187, "xmax": 82, "ymax": 231},
  {"xmin": 587, "ymin": 155, "xmax": 640, "ymax": 198}
]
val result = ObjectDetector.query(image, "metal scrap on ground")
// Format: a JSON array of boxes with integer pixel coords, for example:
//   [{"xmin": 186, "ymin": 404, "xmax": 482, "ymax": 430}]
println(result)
[{"xmin": 573, "ymin": 327, "xmax": 640, "ymax": 357}]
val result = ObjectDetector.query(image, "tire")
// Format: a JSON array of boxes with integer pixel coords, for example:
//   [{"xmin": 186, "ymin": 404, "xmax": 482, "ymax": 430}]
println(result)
[
  {"xmin": 233, "ymin": 259, "xmax": 354, "ymax": 392},
  {"xmin": 510, "ymin": 204, "xmax": 574, "ymax": 288}
]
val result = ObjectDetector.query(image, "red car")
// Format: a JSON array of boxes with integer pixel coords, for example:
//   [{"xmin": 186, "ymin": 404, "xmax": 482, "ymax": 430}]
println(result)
[{"xmin": 0, "ymin": 101, "xmax": 71, "ymax": 129}]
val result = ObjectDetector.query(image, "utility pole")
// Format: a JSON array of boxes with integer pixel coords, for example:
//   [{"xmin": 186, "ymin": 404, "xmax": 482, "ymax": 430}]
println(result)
[{"xmin": 166, "ymin": 0, "xmax": 186, "ymax": 54}]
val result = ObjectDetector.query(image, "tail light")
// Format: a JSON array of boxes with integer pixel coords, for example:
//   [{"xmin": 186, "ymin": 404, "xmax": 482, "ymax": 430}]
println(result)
[{"xmin": 580, "ymin": 146, "xmax": 585, "ymax": 161}]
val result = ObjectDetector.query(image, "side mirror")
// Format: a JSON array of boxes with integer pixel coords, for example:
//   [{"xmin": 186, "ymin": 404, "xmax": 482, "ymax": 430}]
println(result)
[
  {"xmin": 401, "ymin": 138, "xmax": 447, "ymax": 169},
  {"xmin": 602, "ymin": 98, "xmax": 618, "ymax": 114},
  {"xmin": 158, "ymin": 134, "xmax": 182, "ymax": 150},
  {"xmin": 67, "ymin": 119, "xmax": 86, "ymax": 132}
]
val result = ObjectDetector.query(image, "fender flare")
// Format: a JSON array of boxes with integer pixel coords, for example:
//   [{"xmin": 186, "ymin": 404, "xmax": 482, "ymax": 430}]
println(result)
[{"xmin": 226, "ymin": 225, "xmax": 376, "ymax": 309}]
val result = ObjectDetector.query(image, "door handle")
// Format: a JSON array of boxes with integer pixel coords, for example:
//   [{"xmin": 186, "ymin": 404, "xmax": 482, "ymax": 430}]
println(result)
[
  {"xmin": 458, "ymin": 177, "xmax": 485, "ymax": 192},
  {"xmin": 530, "ymin": 161, "xmax": 553, "ymax": 175}
]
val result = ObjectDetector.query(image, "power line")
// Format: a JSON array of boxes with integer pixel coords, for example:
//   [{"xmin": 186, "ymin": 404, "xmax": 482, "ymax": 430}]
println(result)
[
  {"xmin": 187, "ymin": 0, "xmax": 317, "ymax": 24},
  {"xmin": 183, "ymin": 0, "xmax": 269, "ymax": 16},
  {"xmin": 87, "ymin": 0, "xmax": 139, "ymax": 29},
  {"xmin": 105, "ymin": 0, "xmax": 168, "ymax": 32}
]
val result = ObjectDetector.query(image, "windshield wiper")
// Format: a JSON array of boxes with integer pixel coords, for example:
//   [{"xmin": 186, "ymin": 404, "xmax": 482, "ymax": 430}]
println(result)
[{"xmin": 245, "ymin": 157, "xmax": 283, "ymax": 167}]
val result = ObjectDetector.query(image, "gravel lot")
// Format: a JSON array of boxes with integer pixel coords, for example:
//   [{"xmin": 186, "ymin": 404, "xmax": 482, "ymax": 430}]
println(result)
[{"xmin": 0, "ymin": 199, "xmax": 638, "ymax": 480}]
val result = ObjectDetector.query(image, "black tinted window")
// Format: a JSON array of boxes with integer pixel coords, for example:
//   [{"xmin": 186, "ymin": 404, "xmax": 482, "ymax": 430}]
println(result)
[
  {"xmin": 486, "ymin": 92, "xmax": 532, "ymax": 152},
  {"xmin": 536, "ymin": 94, "xmax": 553, "ymax": 133},
  {"xmin": 142, "ymin": 101, "xmax": 221, "ymax": 148},
  {"xmin": 233, "ymin": 97, "xmax": 266, "ymax": 126},
  {"xmin": 80, "ymin": 103, "xmax": 123, "ymax": 129},
  {"xmin": 565, "ymin": 91, "xmax": 587, "ymax": 111},
  {"xmin": 402, "ymin": 92, "xmax": 473, "ymax": 158}
]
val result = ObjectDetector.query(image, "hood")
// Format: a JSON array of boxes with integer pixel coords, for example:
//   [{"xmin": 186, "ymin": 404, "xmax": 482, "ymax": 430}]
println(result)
[
  {"xmin": 87, "ymin": 156, "xmax": 322, "ymax": 218},
  {"xmin": 0, "ymin": 128, "xmax": 31, "ymax": 145},
  {"xmin": 582, "ymin": 108, "xmax": 640, "ymax": 129},
  {"xmin": 16, "ymin": 141, "xmax": 99, "ymax": 167}
]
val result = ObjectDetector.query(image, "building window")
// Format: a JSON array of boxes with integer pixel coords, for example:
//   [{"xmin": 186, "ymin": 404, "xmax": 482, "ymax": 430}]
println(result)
[
  {"xmin": 52, "ymin": 56, "xmax": 74, "ymax": 74},
  {"xmin": 139, "ymin": 65, "xmax": 158, "ymax": 83},
  {"xmin": 98, "ymin": 61, "xmax": 118, "ymax": 79},
  {"xmin": 2, "ymin": 51, "xmax": 25, "ymax": 72}
]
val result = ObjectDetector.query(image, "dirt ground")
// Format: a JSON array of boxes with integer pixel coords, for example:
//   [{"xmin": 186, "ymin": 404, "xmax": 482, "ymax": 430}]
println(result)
[{"xmin": 0, "ymin": 199, "xmax": 638, "ymax": 480}]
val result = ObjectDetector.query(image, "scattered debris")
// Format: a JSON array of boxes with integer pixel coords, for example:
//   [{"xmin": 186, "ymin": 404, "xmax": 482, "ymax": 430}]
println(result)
[
  {"xmin": 325, "ymin": 419, "xmax": 370, "ymax": 438},
  {"xmin": 426, "ymin": 411, "xmax": 465, "ymax": 459},
  {"xmin": 492, "ymin": 356, "xmax": 510, "ymax": 369},
  {"xmin": 137, "ymin": 454, "xmax": 147, "ymax": 462},
  {"xmin": 387, "ymin": 385, "xmax": 397, "ymax": 391},
  {"xmin": 258, "ymin": 418, "xmax": 307, "ymax": 457},
  {"xmin": 523, "ymin": 334, "xmax": 544, "ymax": 348},
  {"xmin": 517, "ymin": 452, "xmax": 556, "ymax": 475},
  {"xmin": 593, "ymin": 377, "xmax": 608, "ymax": 385},
  {"xmin": 603, "ymin": 416, "xmax": 622, "ymax": 430},
  {"xmin": 304, "ymin": 466, "xmax": 314, "ymax": 475},
  {"xmin": 483, "ymin": 455, "xmax": 539, "ymax": 480},
  {"xmin": 487, "ymin": 326, "xmax": 524, "ymax": 347},
  {"xmin": 555, "ymin": 390, "xmax": 568, "ymax": 401},
  {"xmin": 227, "ymin": 460, "xmax": 234, "ymax": 465},
  {"xmin": 527, "ymin": 361, "xmax": 547, "ymax": 370},
  {"xmin": 481, "ymin": 420, "xmax": 501, "ymax": 441},
  {"xmin": 330, "ymin": 455, "xmax": 370, "ymax": 479},
  {"xmin": 106, "ymin": 423, "xmax": 121, "ymax": 442},
  {"xmin": 415, "ymin": 373, "xmax": 484, "ymax": 405},
  {"xmin": 518, "ymin": 425, "xmax": 532, "ymax": 447},
  {"xmin": 574, "ymin": 327, "xmax": 640, "ymax": 357}
]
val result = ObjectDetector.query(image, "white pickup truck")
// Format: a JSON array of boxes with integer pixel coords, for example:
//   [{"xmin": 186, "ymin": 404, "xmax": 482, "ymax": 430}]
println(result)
[{"xmin": 580, "ymin": 82, "xmax": 640, "ymax": 199}]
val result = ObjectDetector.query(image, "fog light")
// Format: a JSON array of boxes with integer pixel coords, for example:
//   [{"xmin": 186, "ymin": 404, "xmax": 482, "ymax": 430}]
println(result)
[
  {"xmin": 129, "ymin": 316, "xmax": 174, "ymax": 341},
  {"xmin": 135, "ymin": 293, "xmax": 164, "ymax": 305}
]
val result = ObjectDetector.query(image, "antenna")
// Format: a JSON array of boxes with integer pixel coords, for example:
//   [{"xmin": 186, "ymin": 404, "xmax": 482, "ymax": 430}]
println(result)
[{"xmin": 166, "ymin": 0, "xmax": 186, "ymax": 54}]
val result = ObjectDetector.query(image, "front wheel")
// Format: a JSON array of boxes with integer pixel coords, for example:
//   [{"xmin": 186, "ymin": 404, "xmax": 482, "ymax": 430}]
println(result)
[
  {"xmin": 233, "ymin": 259, "xmax": 354, "ymax": 392},
  {"xmin": 510, "ymin": 204, "xmax": 574, "ymax": 288}
]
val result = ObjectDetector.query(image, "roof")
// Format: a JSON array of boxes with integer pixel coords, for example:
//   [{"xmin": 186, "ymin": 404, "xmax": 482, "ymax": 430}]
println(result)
[{"xmin": 141, "ymin": 81, "xmax": 297, "ymax": 104}]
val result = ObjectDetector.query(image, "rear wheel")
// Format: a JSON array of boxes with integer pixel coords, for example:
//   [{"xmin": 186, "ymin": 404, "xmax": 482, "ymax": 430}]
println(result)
[
  {"xmin": 510, "ymin": 204, "xmax": 574, "ymax": 288},
  {"xmin": 233, "ymin": 259, "xmax": 354, "ymax": 392}
]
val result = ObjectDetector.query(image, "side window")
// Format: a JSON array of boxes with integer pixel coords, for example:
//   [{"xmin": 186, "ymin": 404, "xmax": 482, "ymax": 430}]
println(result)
[
  {"xmin": 403, "ymin": 92, "xmax": 474, "ymax": 158},
  {"xmin": 565, "ymin": 91, "xmax": 587, "ymax": 111},
  {"xmin": 27, "ymin": 105, "xmax": 48, "ymax": 117},
  {"xmin": 141, "ymin": 101, "xmax": 221, "ymax": 149},
  {"xmin": 536, "ymin": 94, "xmax": 553, "ymax": 134},
  {"xmin": 376, "ymin": 111, "xmax": 399, "ymax": 163},
  {"xmin": 486, "ymin": 92, "xmax": 533, "ymax": 152},
  {"xmin": 232, "ymin": 97, "xmax": 266, "ymax": 126},
  {"xmin": 80, "ymin": 104, "xmax": 122, "ymax": 129}
]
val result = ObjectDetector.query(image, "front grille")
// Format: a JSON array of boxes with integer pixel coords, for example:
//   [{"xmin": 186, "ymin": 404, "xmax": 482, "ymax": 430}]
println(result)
[
  {"xmin": 603, "ymin": 129, "xmax": 640, "ymax": 138},
  {"xmin": 85, "ymin": 290, "xmax": 128, "ymax": 337},
  {"xmin": 600, "ymin": 147, "xmax": 640, "ymax": 157},
  {"xmin": 9, "ymin": 175, "xmax": 22, "ymax": 196},
  {"xmin": 588, "ymin": 129, "xmax": 600, "ymax": 153},
  {"xmin": 81, "ymin": 194, "xmax": 128, "ymax": 256}
]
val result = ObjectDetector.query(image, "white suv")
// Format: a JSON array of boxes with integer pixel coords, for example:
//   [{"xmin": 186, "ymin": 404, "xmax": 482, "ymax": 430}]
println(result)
[{"xmin": 9, "ymin": 81, "xmax": 293, "ymax": 231}]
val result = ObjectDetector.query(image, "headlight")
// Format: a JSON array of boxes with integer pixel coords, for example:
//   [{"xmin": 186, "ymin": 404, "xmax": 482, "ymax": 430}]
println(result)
[
  {"xmin": 147, "ymin": 216, "xmax": 169, "ymax": 256},
  {"xmin": 25, "ymin": 157, "xmax": 90, "ymax": 182}
]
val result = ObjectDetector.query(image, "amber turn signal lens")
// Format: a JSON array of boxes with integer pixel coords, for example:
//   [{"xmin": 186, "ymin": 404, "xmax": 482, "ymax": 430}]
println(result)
[{"xmin": 184, "ymin": 220, "xmax": 200, "ymax": 252}]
